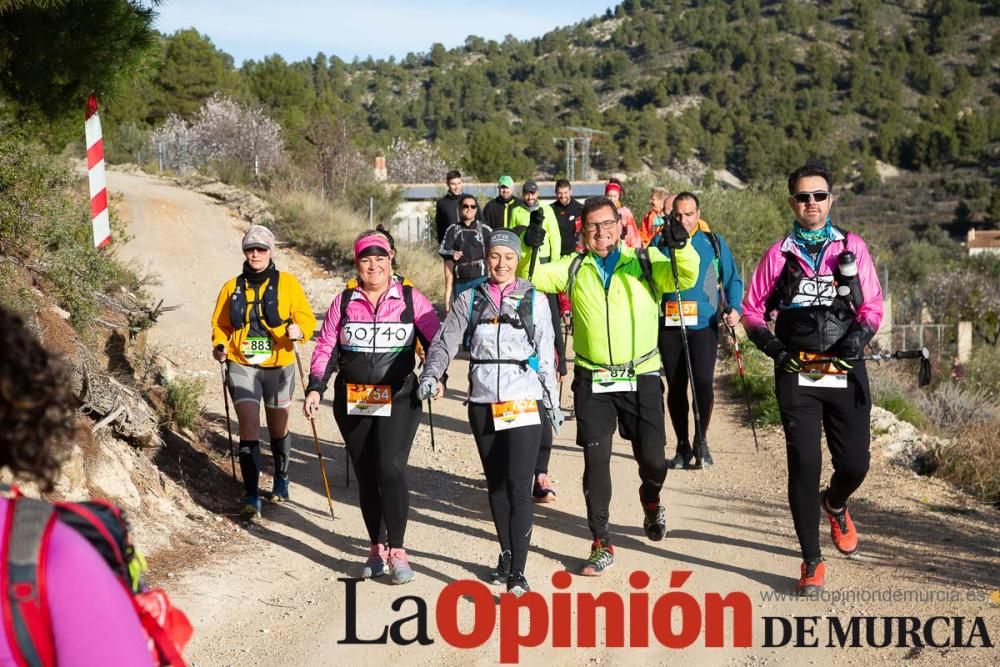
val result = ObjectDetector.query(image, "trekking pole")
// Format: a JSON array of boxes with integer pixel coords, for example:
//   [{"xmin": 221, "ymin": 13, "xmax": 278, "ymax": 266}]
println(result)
[
  {"xmin": 722, "ymin": 309, "xmax": 759, "ymax": 453},
  {"xmin": 292, "ymin": 346, "xmax": 336, "ymax": 523},
  {"xmin": 216, "ymin": 348, "xmax": 237, "ymax": 480},
  {"xmin": 807, "ymin": 348, "xmax": 932, "ymax": 387},
  {"xmin": 427, "ymin": 398, "xmax": 436, "ymax": 452},
  {"xmin": 665, "ymin": 225, "xmax": 706, "ymax": 469}
]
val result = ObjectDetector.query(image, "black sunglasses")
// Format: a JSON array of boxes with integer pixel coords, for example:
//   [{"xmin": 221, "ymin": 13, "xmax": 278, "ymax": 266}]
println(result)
[
  {"xmin": 461, "ymin": 204, "xmax": 478, "ymax": 209},
  {"xmin": 793, "ymin": 191, "xmax": 831, "ymax": 204}
]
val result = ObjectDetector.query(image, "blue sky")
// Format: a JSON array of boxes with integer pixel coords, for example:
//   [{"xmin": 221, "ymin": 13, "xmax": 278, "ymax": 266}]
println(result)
[{"xmin": 155, "ymin": 1, "xmax": 615, "ymax": 65}]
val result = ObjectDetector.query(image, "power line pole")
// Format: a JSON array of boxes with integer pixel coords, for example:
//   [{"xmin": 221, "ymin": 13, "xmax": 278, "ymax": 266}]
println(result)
[
  {"xmin": 561, "ymin": 126, "xmax": 609, "ymax": 181},
  {"xmin": 553, "ymin": 137, "xmax": 576, "ymax": 180}
]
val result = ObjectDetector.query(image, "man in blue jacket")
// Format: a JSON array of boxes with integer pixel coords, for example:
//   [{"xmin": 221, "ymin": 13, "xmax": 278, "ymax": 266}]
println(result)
[{"xmin": 654, "ymin": 192, "xmax": 743, "ymax": 468}]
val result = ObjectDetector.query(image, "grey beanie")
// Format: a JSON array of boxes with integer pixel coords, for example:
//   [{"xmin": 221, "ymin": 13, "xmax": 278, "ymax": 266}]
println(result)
[{"xmin": 489, "ymin": 228, "xmax": 522, "ymax": 258}]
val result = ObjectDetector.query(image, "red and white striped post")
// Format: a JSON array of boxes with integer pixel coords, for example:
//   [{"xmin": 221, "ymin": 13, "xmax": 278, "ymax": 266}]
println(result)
[{"xmin": 85, "ymin": 94, "xmax": 110, "ymax": 248}]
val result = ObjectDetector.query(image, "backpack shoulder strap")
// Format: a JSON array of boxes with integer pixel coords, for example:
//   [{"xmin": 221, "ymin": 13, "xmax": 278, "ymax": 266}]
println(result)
[
  {"xmin": 463, "ymin": 289, "xmax": 492, "ymax": 350},
  {"xmin": 338, "ymin": 287, "xmax": 353, "ymax": 324},
  {"xmin": 401, "ymin": 284, "xmax": 414, "ymax": 324},
  {"xmin": 703, "ymin": 231, "xmax": 727, "ymax": 309},
  {"xmin": 636, "ymin": 247, "xmax": 655, "ymax": 294},
  {"xmin": 516, "ymin": 287, "xmax": 536, "ymax": 346},
  {"xmin": 764, "ymin": 250, "xmax": 802, "ymax": 315},
  {"xmin": 4, "ymin": 496, "xmax": 58, "ymax": 667},
  {"xmin": 565, "ymin": 252, "xmax": 587, "ymax": 300}
]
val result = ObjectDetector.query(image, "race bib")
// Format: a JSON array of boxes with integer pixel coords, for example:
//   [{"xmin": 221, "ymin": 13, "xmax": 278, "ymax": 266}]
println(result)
[
  {"xmin": 241, "ymin": 336, "xmax": 273, "ymax": 364},
  {"xmin": 798, "ymin": 372, "xmax": 848, "ymax": 389},
  {"xmin": 341, "ymin": 322, "xmax": 414, "ymax": 352},
  {"xmin": 491, "ymin": 400, "xmax": 541, "ymax": 431},
  {"xmin": 347, "ymin": 384, "xmax": 393, "ymax": 416},
  {"xmin": 663, "ymin": 301, "xmax": 698, "ymax": 327},
  {"xmin": 797, "ymin": 354, "xmax": 848, "ymax": 389},
  {"xmin": 591, "ymin": 368, "xmax": 637, "ymax": 393}
]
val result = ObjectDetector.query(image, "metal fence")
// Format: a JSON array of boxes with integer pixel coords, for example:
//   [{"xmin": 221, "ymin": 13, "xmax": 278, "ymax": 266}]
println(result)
[
  {"xmin": 888, "ymin": 323, "xmax": 955, "ymax": 360},
  {"xmin": 392, "ymin": 214, "xmax": 435, "ymax": 246}
]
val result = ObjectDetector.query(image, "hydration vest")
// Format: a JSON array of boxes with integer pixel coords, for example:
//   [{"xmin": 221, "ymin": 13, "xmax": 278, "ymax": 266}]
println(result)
[
  {"xmin": 764, "ymin": 228, "xmax": 863, "ymax": 353},
  {"xmin": 228, "ymin": 270, "xmax": 283, "ymax": 329},
  {"xmin": 335, "ymin": 284, "xmax": 419, "ymax": 388},
  {"xmin": 463, "ymin": 285, "xmax": 538, "ymax": 371}
]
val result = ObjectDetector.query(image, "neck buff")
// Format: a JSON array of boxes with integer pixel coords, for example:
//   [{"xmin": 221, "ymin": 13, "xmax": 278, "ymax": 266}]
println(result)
[
  {"xmin": 794, "ymin": 219, "xmax": 832, "ymax": 244},
  {"xmin": 242, "ymin": 260, "xmax": 276, "ymax": 286}
]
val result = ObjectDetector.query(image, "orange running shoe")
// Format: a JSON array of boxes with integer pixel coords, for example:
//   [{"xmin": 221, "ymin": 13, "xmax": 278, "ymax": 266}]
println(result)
[
  {"xmin": 797, "ymin": 559, "xmax": 826, "ymax": 596},
  {"xmin": 821, "ymin": 489, "xmax": 859, "ymax": 555}
]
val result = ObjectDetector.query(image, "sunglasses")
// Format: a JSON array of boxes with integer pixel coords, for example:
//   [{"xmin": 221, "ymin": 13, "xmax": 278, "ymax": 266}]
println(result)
[
  {"xmin": 461, "ymin": 204, "xmax": 478, "ymax": 209},
  {"xmin": 792, "ymin": 191, "xmax": 831, "ymax": 204}
]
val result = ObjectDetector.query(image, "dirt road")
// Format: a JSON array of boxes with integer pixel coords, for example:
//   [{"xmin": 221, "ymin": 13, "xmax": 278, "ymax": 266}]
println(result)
[{"xmin": 109, "ymin": 170, "xmax": 998, "ymax": 666}]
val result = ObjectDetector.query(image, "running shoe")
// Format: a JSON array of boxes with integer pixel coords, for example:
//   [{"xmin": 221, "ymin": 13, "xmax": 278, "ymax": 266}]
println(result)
[
  {"xmin": 642, "ymin": 499, "xmax": 667, "ymax": 541},
  {"xmin": 667, "ymin": 441, "xmax": 693, "ymax": 469},
  {"xmin": 532, "ymin": 473, "xmax": 557, "ymax": 503},
  {"xmin": 361, "ymin": 543, "xmax": 387, "ymax": 578},
  {"xmin": 387, "ymin": 548, "xmax": 414, "ymax": 585},
  {"xmin": 821, "ymin": 489, "xmax": 859, "ymax": 555},
  {"xmin": 271, "ymin": 477, "xmax": 289, "ymax": 503},
  {"xmin": 698, "ymin": 441, "xmax": 714, "ymax": 467},
  {"xmin": 797, "ymin": 558, "xmax": 826, "ymax": 596},
  {"xmin": 580, "ymin": 539, "xmax": 614, "ymax": 576},
  {"xmin": 240, "ymin": 495, "xmax": 261, "ymax": 519},
  {"xmin": 507, "ymin": 572, "xmax": 530, "ymax": 598},
  {"xmin": 489, "ymin": 551, "xmax": 512, "ymax": 584}
]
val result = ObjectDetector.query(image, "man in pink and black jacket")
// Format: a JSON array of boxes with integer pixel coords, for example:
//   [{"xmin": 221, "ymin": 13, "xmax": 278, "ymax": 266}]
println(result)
[{"xmin": 742, "ymin": 162, "xmax": 883, "ymax": 597}]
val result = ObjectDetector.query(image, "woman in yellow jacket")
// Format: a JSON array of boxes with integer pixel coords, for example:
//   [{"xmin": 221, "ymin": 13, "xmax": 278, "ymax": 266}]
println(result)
[{"xmin": 211, "ymin": 225, "xmax": 316, "ymax": 518}]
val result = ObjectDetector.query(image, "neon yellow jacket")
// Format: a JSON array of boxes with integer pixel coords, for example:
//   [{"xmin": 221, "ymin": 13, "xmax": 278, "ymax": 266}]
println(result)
[
  {"xmin": 531, "ymin": 243, "xmax": 700, "ymax": 374},
  {"xmin": 507, "ymin": 203, "xmax": 562, "ymax": 278},
  {"xmin": 211, "ymin": 271, "xmax": 316, "ymax": 368}
]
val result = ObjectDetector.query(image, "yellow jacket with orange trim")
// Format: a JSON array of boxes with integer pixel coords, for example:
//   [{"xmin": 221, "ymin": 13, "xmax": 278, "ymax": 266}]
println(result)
[{"xmin": 211, "ymin": 270, "xmax": 316, "ymax": 368}]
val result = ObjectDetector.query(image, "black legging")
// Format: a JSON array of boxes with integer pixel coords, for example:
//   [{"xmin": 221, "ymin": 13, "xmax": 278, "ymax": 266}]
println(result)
[
  {"xmin": 534, "ymin": 423, "xmax": 553, "ymax": 476},
  {"xmin": 572, "ymin": 370, "xmax": 667, "ymax": 541},
  {"xmin": 333, "ymin": 375, "xmax": 422, "ymax": 549},
  {"xmin": 775, "ymin": 362, "xmax": 872, "ymax": 561},
  {"xmin": 659, "ymin": 325, "xmax": 718, "ymax": 446},
  {"xmin": 468, "ymin": 401, "xmax": 543, "ymax": 576},
  {"xmin": 548, "ymin": 293, "xmax": 566, "ymax": 375}
]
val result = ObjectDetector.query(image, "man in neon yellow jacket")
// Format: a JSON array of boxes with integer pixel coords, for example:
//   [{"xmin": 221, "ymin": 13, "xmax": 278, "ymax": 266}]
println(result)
[
  {"xmin": 507, "ymin": 180, "xmax": 562, "ymax": 278},
  {"xmin": 526, "ymin": 195, "xmax": 699, "ymax": 577}
]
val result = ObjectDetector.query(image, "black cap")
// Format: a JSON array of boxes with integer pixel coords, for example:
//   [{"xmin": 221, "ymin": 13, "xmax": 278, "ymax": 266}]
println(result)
[{"xmin": 522, "ymin": 180, "xmax": 538, "ymax": 194}]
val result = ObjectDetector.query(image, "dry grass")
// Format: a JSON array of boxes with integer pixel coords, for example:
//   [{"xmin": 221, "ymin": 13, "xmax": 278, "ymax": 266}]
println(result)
[
  {"xmin": 269, "ymin": 187, "xmax": 445, "ymax": 303},
  {"xmin": 934, "ymin": 420, "xmax": 1000, "ymax": 506}
]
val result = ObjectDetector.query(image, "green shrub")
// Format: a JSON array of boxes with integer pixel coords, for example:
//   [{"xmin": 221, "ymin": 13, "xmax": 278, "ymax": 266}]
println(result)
[
  {"xmin": 0, "ymin": 138, "xmax": 139, "ymax": 329},
  {"xmin": 870, "ymin": 368, "xmax": 926, "ymax": 428},
  {"xmin": 962, "ymin": 344, "xmax": 1000, "ymax": 398},
  {"xmin": 725, "ymin": 343, "xmax": 781, "ymax": 427},
  {"xmin": 164, "ymin": 377, "xmax": 204, "ymax": 430}
]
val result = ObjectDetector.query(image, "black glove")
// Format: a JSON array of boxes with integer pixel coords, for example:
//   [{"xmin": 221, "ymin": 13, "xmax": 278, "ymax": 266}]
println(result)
[
  {"xmin": 763, "ymin": 338, "xmax": 800, "ymax": 374},
  {"xmin": 524, "ymin": 221, "xmax": 546, "ymax": 249},
  {"xmin": 529, "ymin": 207, "xmax": 545, "ymax": 227},
  {"xmin": 834, "ymin": 323, "xmax": 874, "ymax": 360},
  {"xmin": 659, "ymin": 218, "xmax": 688, "ymax": 250}
]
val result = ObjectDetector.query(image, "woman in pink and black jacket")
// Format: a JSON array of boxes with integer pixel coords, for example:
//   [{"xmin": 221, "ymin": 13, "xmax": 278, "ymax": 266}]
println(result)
[
  {"xmin": 742, "ymin": 162, "xmax": 883, "ymax": 597},
  {"xmin": 303, "ymin": 231, "xmax": 440, "ymax": 585}
]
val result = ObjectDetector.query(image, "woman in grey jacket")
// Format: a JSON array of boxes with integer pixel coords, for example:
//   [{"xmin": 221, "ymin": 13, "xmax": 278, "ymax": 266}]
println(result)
[{"xmin": 418, "ymin": 229, "xmax": 561, "ymax": 597}]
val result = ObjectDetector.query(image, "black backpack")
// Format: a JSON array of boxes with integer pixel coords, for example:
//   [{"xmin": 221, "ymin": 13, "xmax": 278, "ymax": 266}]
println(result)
[{"xmin": 450, "ymin": 224, "xmax": 488, "ymax": 281}]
